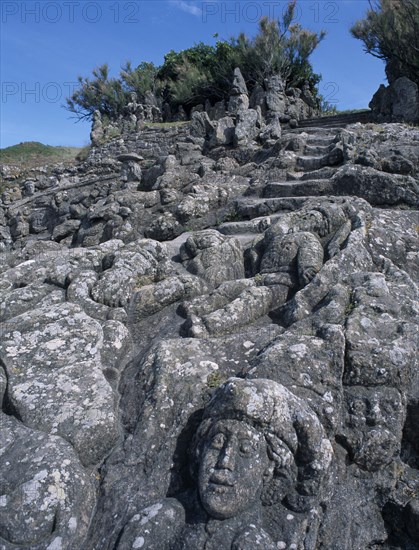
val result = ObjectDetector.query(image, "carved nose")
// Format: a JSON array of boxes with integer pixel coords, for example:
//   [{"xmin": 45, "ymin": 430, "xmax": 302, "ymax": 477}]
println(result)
[
  {"xmin": 217, "ymin": 441, "xmax": 235, "ymax": 470},
  {"xmin": 367, "ymin": 402, "xmax": 382, "ymax": 426}
]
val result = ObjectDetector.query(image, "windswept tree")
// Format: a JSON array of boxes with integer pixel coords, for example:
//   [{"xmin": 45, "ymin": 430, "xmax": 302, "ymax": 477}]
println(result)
[
  {"xmin": 120, "ymin": 61, "xmax": 160, "ymax": 99},
  {"xmin": 351, "ymin": 0, "xmax": 419, "ymax": 85},
  {"xmin": 238, "ymin": 3, "xmax": 325, "ymax": 89},
  {"xmin": 66, "ymin": 62, "xmax": 159, "ymax": 121},
  {"xmin": 66, "ymin": 64, "xmax": 126, "ymax": 122}
]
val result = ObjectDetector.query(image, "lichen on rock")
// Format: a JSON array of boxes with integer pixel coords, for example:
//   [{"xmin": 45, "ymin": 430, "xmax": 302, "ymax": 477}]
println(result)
[{"xmin": 0, "ymin": 95, "xmax": 418, "ymax": 549}]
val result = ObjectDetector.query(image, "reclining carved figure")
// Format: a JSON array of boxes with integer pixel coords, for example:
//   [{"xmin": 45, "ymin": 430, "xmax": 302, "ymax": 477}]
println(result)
[{"xmin": 182, "ymin": 200, "xmax": 353, "ymax": 337}]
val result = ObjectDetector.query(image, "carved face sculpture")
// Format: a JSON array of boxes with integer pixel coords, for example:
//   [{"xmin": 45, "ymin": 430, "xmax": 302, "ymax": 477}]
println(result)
[
  {"xmin": 294, "ymin": 209, "xmax": 329, "ymax": 237},
  {"xmin": 194, "ymin": 378, "xmax": 333, "ymax": 522},
  {"xmin": 343, "ymin": 387, "xmax": 403, "ymax": 470},
  {"xmin": 198, "ymin": 419, "xmax": 270, "ymax": 520}
]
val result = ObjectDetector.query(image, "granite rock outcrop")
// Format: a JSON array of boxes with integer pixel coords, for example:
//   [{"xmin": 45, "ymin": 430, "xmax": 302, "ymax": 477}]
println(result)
[{"xmin": 0, "ymin": 108, "xmax": 418, "ymax": 549}]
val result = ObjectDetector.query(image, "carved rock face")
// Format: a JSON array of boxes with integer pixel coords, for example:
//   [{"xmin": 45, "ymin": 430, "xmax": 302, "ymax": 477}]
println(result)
[
  {"xmin": 198, "ymin": 419, "xmax": 269, "ymax": 519},
  {"xmin": 294, "ymin": 209, "xmax": 329, "ymax": 236}
]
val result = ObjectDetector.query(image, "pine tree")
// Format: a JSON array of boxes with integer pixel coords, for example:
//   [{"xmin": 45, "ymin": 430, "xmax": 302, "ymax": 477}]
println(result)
[{"xmin": 351, "ymin": 0, "xmax": 419, "ymax": 85}]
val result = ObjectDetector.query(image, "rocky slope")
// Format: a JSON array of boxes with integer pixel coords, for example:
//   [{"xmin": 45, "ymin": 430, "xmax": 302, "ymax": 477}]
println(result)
[{"xmin": 0, "ymin": 114, "xmax": 418, "ymax": 550}]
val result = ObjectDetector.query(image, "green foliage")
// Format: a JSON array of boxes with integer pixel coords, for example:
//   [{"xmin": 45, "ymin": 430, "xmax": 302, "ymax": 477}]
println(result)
[
  {"xmin": 66, "ymin": 1, "xmax": 325, "ymax": 120},
  {"xmin": 219, "ymin": 209, "xmax": 242, "ymax": 224},
  {"xmin": 75, "ymin": 144, "xmax": 91, "ymax": 162},
  {"xmin": 239, "ymin": 4, "xmax": 325, "ymax": 90},
  {"xmin": 66, "ymin": 61, "xmax": 160, "ymax": 121},
  {"xmin": 144, "ymin": 121, "xmax": 189, "ymax": 129},
  {"xmin": 351, "ymin": 0, "xmax": 419, "ymax": 85},
  {"xmin": 0, "ymin": 141, "xmax": 82, "ymax": 167},
  {"xmin": 160, "ymin": 1, "xmax": 325, "ymax": 107},
  {"xmin": 318, "ymin": 88, "xmax": 341, "ymax": 115},
  {"xmin": 157, "ymin": 41, "xmax": 240, "ymax": 105},
  {"xmin": 336, "ymin": 108, "xmax": 370, "ymax": 115},
  {"xmin": 166, "ymin": 58, "xmax": 212, "ymax": 105},
  {"xmin": 66, "ymin": 64, "xmax": 127, "ymax": 121},
  {"xmin": 120, "ymin": 61, "xmax": 160, "ymax": 98},
  {"xmin": 285, "ymin": 24, "xmax": 325, "ymax": 90}
]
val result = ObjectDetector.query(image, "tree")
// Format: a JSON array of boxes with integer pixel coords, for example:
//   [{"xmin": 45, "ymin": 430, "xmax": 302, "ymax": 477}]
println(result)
[
  {"xmin": 240, "ymin": 1, "xmax": 325, "ymax": 89},
  {"xmin": 66, "ymin": 62, "xmax": 160, "ymax": 122},
  {"xmin": 351, "ymin": 0, "xmax": 419, "ymax": 85},
  {"xmin": 158, "ymin": 43, "xmax": 218, "ymax": 106},
  {"xmin": 66, "ymin": 64, "xmax": 127, "ymax": 122},
  {"xmin": 120, "ymin": 61, "xmax": 159, "ymax": 99},
  {"xmin": 159, "ymin": 1, "xmax": 325, "ymax": 107},
  {"xmin": 285, "ymin": 24, "xmax": 325, "ymax": 90},
  {"xmin": 66, "ymin": 1, "xmax": 326, "ymax": 120}
]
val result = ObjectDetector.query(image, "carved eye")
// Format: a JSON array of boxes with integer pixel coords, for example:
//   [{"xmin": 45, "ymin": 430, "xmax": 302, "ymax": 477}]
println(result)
[
  {"xmin": 211, "ymin": 433, "xmax": 225, "ymax": 450},
  {"xmin": 239, "ymin": 439, "xmax": 255, "ymax": 456},
  {"xmin": 349, "ymin": 400, "xmax": 364, "ymax": 415}
]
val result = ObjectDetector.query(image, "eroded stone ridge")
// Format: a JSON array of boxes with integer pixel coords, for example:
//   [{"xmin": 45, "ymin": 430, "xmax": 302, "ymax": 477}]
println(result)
[{"xmin": 0, "ymin": 111, "xmax": 418, "ymax": 549}]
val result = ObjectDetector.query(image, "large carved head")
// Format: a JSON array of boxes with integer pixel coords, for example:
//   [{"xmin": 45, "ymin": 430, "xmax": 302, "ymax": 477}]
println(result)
[
  {"xmin": 291, "ymin": 200, "xmax": 352, "ymax": 238},
  {"xmin": 191, "ymin": 378, "xmax": 333, "ymax": 520}
]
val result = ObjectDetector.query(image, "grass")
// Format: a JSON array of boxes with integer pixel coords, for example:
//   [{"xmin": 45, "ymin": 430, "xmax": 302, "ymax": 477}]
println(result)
[
  {"xmin": 144, "ymin": 121, "xmax": 189, "ymax": 129},
  {"xmin": 0, "ymin": 141, "xmax": 82, "ymax": 171},
  {"xmin": 322, "ymin": 108, "xmax": 371, "ymax": 118},
  {"xmin": 337, "ymin": 108, "xmax": 370, "ymax": 115}
]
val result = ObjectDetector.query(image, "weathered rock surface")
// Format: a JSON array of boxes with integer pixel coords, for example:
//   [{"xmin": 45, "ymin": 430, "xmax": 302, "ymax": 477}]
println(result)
[
  {"xmin": 0, "ymin": 414, "xmax": 95, "ymax": 550},
  {"xmin": 0, "ymin": 114, "xmax": 418, "ymax": 549},
  {"xmin": 370, "ymin": 76, "xmax": 419, "ymax": 123}
]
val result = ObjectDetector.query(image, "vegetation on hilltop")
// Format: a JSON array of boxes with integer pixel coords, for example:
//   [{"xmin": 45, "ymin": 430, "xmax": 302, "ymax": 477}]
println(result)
[
  {"xmin": 0, "ymin": 142, "xmax": 82, "ymax": 170},
  {"xmin": 66, "ymin": 0, "xmax": 326, "ymax": 122},
  {"xmin": 351, "ymin": 0, "xmax": 419, "ymax": 86}
]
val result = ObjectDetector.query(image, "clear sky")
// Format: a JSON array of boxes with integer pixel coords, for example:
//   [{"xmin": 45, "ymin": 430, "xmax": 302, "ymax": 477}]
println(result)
[{"xmin": 1, "ymin": 0, "xmax": 387, "ymax": 148}]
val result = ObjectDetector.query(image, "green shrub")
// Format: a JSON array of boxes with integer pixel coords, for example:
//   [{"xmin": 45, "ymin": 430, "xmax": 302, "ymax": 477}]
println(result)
[
  {"xmin": 66, "ymin": 1, "xmax": 326, "ymax": 121},
  {"xmin": 66, "ymin": 64, "xmax": 127, "ymax": 122},
  {"xmin": 159, "ymin": 1, "xmax": 325, "ymax": 107}
]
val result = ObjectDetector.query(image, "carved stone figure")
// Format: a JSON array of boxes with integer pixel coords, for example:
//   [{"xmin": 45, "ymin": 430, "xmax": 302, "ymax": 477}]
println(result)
[
  {"xmin": 3, "ymin": 73, "xmax": 419, "ymax": 550},
  {"xmin": 228, "ymin": 67, "xmax": 249, "ymax": 115},
  {"xmin": 90, "ymin": 109, "xmax": 104, "ymax": 145},
  {"xmin": 259, "ymin": 199, "xmax": 354, "ymax": 265},
  {"xmin": 118, "ymin": 378, "xmax": 333, "ymax": 549},
  {"xmin": 125, "ymin": 92, "xmax": 138, "ymax": 115},
  {"xmin": 182, "ymin": 200, "xmax": 354, "ymax": 337}
]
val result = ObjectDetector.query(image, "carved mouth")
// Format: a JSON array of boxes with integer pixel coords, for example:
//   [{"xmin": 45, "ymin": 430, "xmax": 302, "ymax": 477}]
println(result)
[{"xmin": 209, "ymin": 472, "xmax": 235, "ymax": 487}]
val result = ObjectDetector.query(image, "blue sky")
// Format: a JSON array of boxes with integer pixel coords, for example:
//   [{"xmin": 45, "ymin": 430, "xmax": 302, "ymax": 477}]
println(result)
[{"xmin": 1, "ymin": 0, "xmax": 386, "ymax": 148}]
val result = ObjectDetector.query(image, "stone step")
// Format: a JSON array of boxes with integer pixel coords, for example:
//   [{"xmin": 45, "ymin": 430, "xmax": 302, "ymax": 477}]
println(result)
[
  {"xmin": 264, "ymin": 179, "xmax": 333, "ymax": 198},
  {"xmin": 234, "ymin": 197, "xmax": 309, "ymax": 218},
  {"xmin": 296, "ymin": 155, "xmax": 325, "ymax": 171},
  {"xmin": 313, "ymin": 123, "xmax": 349, "ymax": 129},
  {"xmin": 298, "ymin": 110, "xmax": 373, "ymax": 128},
  {"xmin": 304, "ymin": 144, "xmax": 333, "ymax": 156},
  {"xmin": 288, "ymin": 126, "xmax": 342, "ymax": 135},
  {"xmin": 218, "ymin": 213, "xmax": 285, "ymax": 235},
  {"xmin": 297, "ymin": 145, "xmax": 344, "ymax": 171},
  {"xmin": 305, "ymin": 136, "xmax": 337, "ymax": 146},
  {"xmin": 287, "ymin": 166, "xmax": 338, "ymax": 182}
]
